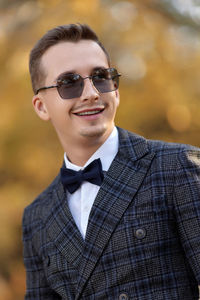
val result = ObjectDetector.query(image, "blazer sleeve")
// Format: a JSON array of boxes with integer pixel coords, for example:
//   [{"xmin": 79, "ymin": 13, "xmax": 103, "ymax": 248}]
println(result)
[
  {"xmin": 22, "ymin": 208, "xmax": 60, "ymax": 300},
  {"xmin": 173, "ymin": 149, "xmax": 200, "ymax": 283}
]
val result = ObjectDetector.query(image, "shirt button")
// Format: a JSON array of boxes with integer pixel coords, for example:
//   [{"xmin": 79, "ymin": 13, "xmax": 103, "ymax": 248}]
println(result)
[
  {"xmin": 119, "ymin": 292, "xmax": 129, "ymax": 300},
  {"xmin": 135, "ymin": 228, "xmax": 146, "ymax": 239}
]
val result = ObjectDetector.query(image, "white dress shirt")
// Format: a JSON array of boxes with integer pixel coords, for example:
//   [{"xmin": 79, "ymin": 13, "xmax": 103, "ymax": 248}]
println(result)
[{"xmin": 64, "ymin": 127, "xmax": 119, "ymax": 239}]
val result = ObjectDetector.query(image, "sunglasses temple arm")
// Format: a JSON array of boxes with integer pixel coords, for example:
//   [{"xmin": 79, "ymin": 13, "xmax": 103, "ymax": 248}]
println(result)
[{"xmin": 36, "ymin": 85, "xmax": 58, "ymax": 95}]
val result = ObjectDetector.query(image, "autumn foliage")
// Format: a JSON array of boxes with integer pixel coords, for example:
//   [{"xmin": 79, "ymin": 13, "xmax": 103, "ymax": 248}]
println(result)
[{"xmin": 0, "ymin": 0, "xmax": 200, "ymax": 299}]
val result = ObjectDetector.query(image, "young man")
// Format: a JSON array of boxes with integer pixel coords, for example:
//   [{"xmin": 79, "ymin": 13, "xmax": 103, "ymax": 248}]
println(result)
[{"xmin": 23, "ymin": 23, "xmax": 200, "ymax": 300}]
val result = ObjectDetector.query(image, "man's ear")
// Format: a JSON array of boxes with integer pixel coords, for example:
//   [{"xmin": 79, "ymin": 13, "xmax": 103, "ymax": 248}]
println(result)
[
  {"xmin": 32, "ymin": 95, "xmax": 50, "ymax": 121},
  {"xmin": 115, "ymin": 89, "xmax": 120, "ymax": 107}
]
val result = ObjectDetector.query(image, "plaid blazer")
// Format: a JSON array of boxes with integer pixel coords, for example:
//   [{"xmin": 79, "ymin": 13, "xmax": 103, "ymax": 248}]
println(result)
[{"xmin": 23, "ymin": 127, "xmax": 200, "ymax": 300}]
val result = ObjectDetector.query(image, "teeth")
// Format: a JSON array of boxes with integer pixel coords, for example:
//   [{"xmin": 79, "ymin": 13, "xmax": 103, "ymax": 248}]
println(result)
[{"xmin": 76, "ymin": 110, "xmax": 101, "ymax": 116}]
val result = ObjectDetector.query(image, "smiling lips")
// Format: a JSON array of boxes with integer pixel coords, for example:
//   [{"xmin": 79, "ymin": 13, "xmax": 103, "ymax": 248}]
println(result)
[{"xmin": 74, "ymin": 107, "xmax": 105, "ymax": 116}]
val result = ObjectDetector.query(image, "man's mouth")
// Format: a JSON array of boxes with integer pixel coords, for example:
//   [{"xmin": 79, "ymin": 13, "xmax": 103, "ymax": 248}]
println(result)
[{"xmin": 74, "ymin": 108, "xmax": 104, "ymax": 116}]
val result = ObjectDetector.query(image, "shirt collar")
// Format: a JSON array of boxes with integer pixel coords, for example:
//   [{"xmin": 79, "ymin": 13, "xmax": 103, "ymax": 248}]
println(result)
[{"xmin": 64, "ymin": 126, "xmax": 119, "ymax": 171}]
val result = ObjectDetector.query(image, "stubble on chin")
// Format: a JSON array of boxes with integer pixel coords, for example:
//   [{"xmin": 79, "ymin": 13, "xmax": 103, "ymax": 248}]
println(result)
[{"xmin": 79, "ymin": 124, "xmax": 108, "ymax": 138}]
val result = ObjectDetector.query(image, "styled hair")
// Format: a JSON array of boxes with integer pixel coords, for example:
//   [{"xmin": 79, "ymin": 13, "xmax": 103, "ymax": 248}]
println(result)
[{"xmin": 29, "ymin": 23, "xmax": 110, "ymax": 94}]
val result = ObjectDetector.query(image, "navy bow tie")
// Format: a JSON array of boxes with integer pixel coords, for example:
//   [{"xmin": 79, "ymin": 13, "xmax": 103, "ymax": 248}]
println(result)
[{"xmin": 60, "ymin": 158, "xmax": 104, "ymax": 194}]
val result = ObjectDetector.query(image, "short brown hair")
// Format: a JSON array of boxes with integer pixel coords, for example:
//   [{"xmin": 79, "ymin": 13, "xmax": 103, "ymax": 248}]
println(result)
[{"xmin": 29, "ymin": 23, "xmax": 110, "ymax": 94}]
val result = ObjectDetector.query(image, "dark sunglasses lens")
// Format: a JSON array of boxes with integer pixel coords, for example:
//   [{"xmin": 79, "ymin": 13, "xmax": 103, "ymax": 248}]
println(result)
[
  {"xmin": 93, "ymin": 68, "xmax": 119, "ymax": 93},
  {"xmin": 57, "ymin": 74, "xmax": 83, "ymax": 99}
]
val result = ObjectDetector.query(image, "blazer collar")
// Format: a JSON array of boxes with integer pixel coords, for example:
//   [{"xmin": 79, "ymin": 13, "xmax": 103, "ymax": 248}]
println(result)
[
  {"xmin": 117, "ymin": 126, "xmax": 150, "ymax": 162},
  {"xmin": 43, "ymin": 175, "xmax": 85, "ymax": 269}
]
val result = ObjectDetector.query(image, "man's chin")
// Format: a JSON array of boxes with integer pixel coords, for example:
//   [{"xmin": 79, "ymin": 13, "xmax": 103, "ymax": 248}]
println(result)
[{"xmin": 79, "ymin": 125, "xmax": 108, "ymax": 139}]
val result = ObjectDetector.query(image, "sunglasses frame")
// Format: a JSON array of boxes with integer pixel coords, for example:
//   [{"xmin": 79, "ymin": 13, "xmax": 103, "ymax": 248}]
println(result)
[{"xmin": 35, "ymin": 67, "xmax": 121, "ymax": 99}]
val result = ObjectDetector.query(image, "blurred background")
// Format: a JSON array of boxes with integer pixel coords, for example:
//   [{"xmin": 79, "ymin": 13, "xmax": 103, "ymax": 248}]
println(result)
[{"xmin": 1, "ymin": 0, "xmax": 200, "ymax": 298}]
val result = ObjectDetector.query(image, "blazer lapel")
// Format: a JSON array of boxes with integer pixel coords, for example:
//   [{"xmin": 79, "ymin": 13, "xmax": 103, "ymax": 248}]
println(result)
[
  {"xmin": 44, "ymin": 178, "xmax": 84, "ymax": 268},
  {"xmin": 75, "ymin": 128, "xmax": 155, "ymax": 299}
]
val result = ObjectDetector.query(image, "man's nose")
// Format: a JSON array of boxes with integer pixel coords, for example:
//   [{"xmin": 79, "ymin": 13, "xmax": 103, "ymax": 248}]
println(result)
[{"xmin": 80, "ymin": 77, "xmax": 99, "ymax": 102}]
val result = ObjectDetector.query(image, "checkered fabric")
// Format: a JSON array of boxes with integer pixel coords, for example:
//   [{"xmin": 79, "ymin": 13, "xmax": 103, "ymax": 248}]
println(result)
[{"xmin": 22, "ymin": 127, "xmax": 200, "ymax": 299}]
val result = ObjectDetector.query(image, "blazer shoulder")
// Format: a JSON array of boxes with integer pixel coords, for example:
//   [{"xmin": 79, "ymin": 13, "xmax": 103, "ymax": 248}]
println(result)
[
  {"xmin": 23, "ymin": 173, "xmax": 61, "ymax": 226},
  {"xmin": 145, "ymin": 136, "xmax": 200, "ymax": 173},
  {"xmin": 147, "ymin": 137, "xmax": 200, "ymax": 159},
  {"xmin": 117, "ymin": 127, "xmax": 200, "ymax": 169}
]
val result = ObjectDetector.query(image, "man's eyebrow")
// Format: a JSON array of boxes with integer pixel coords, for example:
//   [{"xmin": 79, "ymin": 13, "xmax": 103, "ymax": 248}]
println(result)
[
  {"xmin": 92, "ymin": 66, "xmax": 107, "ymax": 72},
  {"xmin": 54, "ymin": 66, "xmax": 107, "ymax": 82},
  {"xmin": 55, "ymin": 70, "xmax": 76, "ymax": 81}
]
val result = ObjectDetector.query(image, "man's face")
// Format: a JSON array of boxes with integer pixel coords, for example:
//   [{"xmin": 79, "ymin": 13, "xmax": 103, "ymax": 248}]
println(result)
[{"xmin": 32, "ymin": 40, "xmax": 120, "ymax": 150}]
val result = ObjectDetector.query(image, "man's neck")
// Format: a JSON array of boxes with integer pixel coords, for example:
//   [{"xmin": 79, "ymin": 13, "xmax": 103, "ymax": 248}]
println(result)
[
  {"xmin": 67, "ymin": 144, "xmax": 102, "ymax": 167},
  {"xmin": 64, "ymin": 134, "xmax": 110, "ymax": 167}
]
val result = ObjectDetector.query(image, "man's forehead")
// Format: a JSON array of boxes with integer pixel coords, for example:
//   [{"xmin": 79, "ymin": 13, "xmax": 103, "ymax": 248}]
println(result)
[
  {"xmin": 42, "ymin": 40, "xmax": 107, "ymax": 63},
  {"xmin": 40, "ymin": 40, "xmax": 109, "ymax": 80}
]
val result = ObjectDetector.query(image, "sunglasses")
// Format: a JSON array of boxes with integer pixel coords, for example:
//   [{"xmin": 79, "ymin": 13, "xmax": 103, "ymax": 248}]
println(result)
[{"xmin": 36, "ymin": 68, "xmax": 121, "ymax": 99}]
